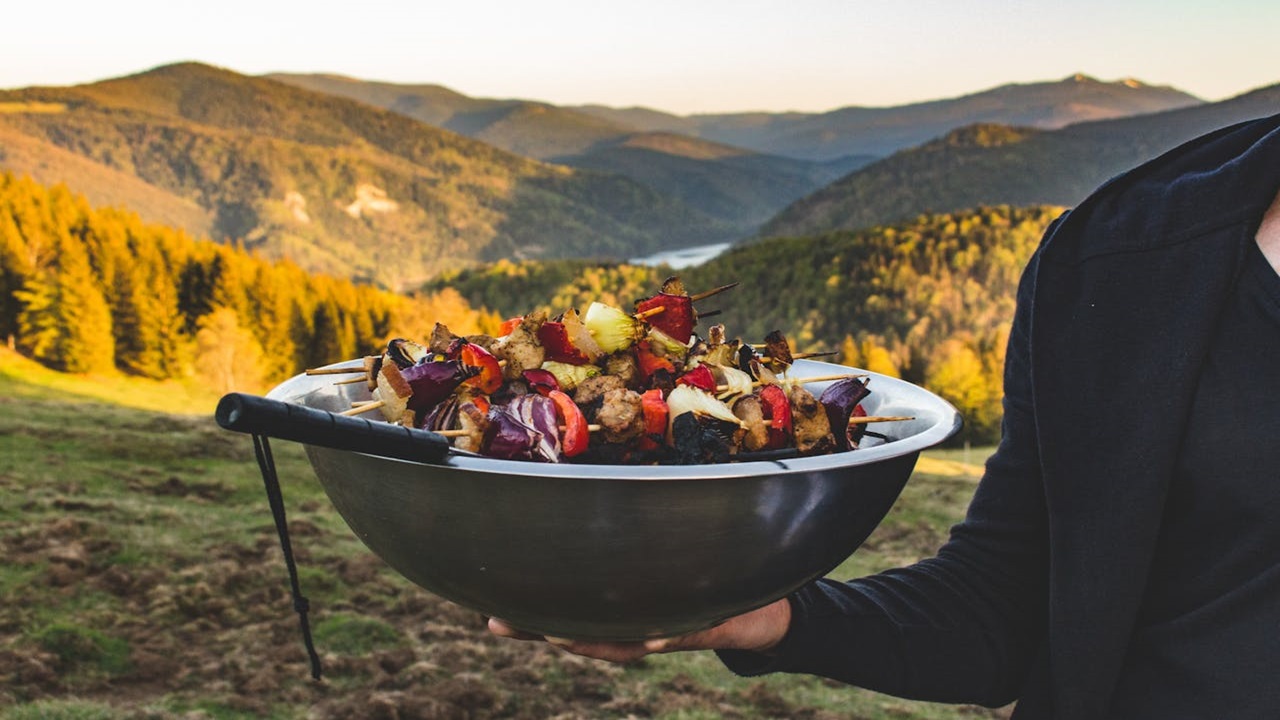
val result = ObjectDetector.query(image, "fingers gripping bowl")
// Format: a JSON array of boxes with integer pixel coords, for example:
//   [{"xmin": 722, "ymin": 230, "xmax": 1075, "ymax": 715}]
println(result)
[{"xmin": 266, "ymin": 359, "xmax": 961, "ymax": 641}]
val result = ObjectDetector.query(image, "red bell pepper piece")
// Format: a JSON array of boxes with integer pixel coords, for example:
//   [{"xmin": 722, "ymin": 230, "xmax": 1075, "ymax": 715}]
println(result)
[
  {"xmin": 635, "ymin": 293, "xmax": 695, "ymax": 343},
  {"xmin": 459, "ymin": 342, "xmax": 503, "ymax": 394},
  {"xmin": 497, "ymin": 316, "xmax": 523, "ymax": 336},
  {"xmin": 638, "ymin": 388, "xmax": 668, "ymax": 450},
  {"xmin": 676, "ymin": 364, "xmax": 716, "ymax": 393},
  {"xmin": 635, "ymin": 341, "xmax": 676, "ymax": 382},
  {"xmin": 757, "ymin": 384, "xmax": 793, "ymax": 450},
  {"xmin": 546, "ymin": 389, "xmax": 589, "ymax": 458},
  {"xmin": 537, "ymin": 321, "xmax": 592, "ymax": 365}
]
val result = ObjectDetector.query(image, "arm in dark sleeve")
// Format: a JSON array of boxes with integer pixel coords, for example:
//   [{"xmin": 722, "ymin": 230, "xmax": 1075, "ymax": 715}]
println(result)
[{"xmin": 719, "ymin": 245, "xmax": 1051, "ymax": 707}]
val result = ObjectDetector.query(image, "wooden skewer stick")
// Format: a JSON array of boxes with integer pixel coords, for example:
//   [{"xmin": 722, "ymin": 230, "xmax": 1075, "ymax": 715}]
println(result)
[
  {"xmin": 748, "ymin": 345, "xmax": 835, "ymax": 359},
  {"xmin": 690, "ymin": 282, "xmax": 739, "ymax": 303},
  {"xmin": 334, "ymin": 376, "xmax": 369, "ymax": 386},
  {"xmin": 713, "ymin": 373, "xmax": 867, "ymax": 393},
  {"xmin": 847, "ymin": 415, "xmax": 914, "ymax": 425},
  {"xmin": 340, "ymin": 400, "xmax": 385, "ymax": 416},
  {"xmin": 634, "ymin": 306, "xmax": 666, "ymax": 321},
  {"xmin": 306, "ymin": 365, "xmax": 369, "ymax": 376},
  {"xmin": 785, "ymin": 373, "xmax": 868, "ymax": 385}
]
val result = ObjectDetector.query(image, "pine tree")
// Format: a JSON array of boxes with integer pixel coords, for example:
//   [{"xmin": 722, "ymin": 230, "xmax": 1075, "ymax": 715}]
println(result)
[{"xmin": 15, "ymin": 232, "xmax": 115, "ymax": 373}]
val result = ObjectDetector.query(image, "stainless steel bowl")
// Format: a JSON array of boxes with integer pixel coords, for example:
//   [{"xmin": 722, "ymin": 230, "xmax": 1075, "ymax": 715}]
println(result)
[{"xmin": 266, "ymin": 360, "xmax": 961, "ymax": 641}]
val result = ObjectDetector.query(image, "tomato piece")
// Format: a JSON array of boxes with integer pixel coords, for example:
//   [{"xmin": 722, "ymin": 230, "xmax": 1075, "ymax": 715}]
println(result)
[
  {"xmin": 460, "ymin": 343, "xmax": 503, "ymax": 394},
  {"xmin": 757, "ymin": 384, "xmax": 793, "ymax": 450},
  {"xmin": 638, "ymin": 388, "xmax": 668, "ymax": 450},
  {"xmin": 676, "ymin": 364, "xmax": 716, "ymax": 393},
  {"xmin": 635, "ymin": 293, "xmax": 695, "ymax": 343},
  {"xmin": 546, "ymin": 389, "xmax": 589, "ymax": 458}
]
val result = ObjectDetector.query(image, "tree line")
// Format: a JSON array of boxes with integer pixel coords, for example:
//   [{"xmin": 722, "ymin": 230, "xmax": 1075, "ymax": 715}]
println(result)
[
  {"xmin": 0, "ymin": 172, "xmax": 501, "ymax": 394},
  {"xmin": 429, "ymin": 205, "xmax": 1062, "ymax": 444}
]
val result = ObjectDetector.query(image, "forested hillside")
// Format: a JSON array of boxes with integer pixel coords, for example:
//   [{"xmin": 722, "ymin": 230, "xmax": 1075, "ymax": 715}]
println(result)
[
  {"xmin": 429, "ymin": 205, "xmax": 1061, "ymax": 442},
  {"xmin": 0, "ymin": 63, "xmax": 730, "ymax": 290},
  {"xmin": 268, "ymin": 73, "xmax": 858, "ymax": 236},
  {"xmin": 762, "ymin": 84, "xmax": 1280, "ymax": 237},
  {"xmin": 0, "ymin": 172, "xmax": 500, "ymax": 393}
]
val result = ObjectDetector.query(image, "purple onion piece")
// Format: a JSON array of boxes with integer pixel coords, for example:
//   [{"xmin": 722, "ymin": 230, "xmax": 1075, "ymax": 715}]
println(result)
[
  {"xmin": 509, "ymin": 394, "xmax": 561, "ymax": 462},
  {"xmin": 419, "ymin": 394, "xmax": 459, "ymax": 431},
  {"xmin": 480, "ymin": 409, "xmax": 541, "ymax": 461},
  {"xmin": 819, "ymin": 378, "xmax": 871, "ymax": 451},
  {"xmin": 480, "ymin": 395, "xmax": 562, "ymax": 463},
  {"xmin": 401, "ymin": 360, "xmax": 473, "ymax": 413}
]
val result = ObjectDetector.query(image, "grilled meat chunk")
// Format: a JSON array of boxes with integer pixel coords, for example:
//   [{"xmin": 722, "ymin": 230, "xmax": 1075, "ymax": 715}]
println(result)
[{"xmin": 787, "ymin": 384, "xmax": 835, "ymax": 454}]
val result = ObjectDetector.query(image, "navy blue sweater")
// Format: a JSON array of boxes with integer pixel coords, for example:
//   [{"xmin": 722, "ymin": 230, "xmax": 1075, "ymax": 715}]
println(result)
[{"xmin": 719, "ymin": 113, "xmax": 1280, "ymax": 718}]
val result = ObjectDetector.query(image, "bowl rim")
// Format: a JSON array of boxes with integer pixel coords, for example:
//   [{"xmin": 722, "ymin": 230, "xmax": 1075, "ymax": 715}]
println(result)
[{"xmin": 270, "ymin": 358, "xmax": 962, "ymax": 481}]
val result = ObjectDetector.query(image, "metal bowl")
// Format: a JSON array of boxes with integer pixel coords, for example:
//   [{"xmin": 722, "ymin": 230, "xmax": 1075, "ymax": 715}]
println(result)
[{"xmin": 266, "ymin": 360, "xmax": 961, "ymax": 641}]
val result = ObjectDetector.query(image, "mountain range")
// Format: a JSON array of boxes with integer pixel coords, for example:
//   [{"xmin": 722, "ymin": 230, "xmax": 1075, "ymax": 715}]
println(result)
[
  {"xmin": 0, "ymin": 63, "xmax": 730, "ymax": 289},
  {"xmin": 761, "ymin": 82, "xmax": 1280, "ymax": 238},
  {"xmin": 1, "ymin": 62, "xmax": 1271, "ymax": 291},
  {"xmin": 270, "ymin": 72, "xmax": 1201, "ymax": 233}
]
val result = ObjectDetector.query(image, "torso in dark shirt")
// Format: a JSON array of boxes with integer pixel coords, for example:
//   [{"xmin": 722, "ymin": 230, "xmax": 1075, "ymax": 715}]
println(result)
[{"xmin": 1110, "ymin": 241, "xmax": 1280, "ymax": 717}]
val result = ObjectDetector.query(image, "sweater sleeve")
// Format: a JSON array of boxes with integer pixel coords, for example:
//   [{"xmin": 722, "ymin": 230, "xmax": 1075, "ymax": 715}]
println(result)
[{"xmin": 718, "ymin": 245, "xmax": 1052, "ymax": 707}]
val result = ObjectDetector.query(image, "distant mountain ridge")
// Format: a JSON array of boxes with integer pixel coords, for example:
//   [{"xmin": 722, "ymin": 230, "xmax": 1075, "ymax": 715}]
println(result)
[
  {"xmin": 761, "ymin": 83, "xmax": 1280, "ymax": 238},
  {"xmin": 267, "ymin": 72, "xmax": 1196, "ymax": 236},
  {"xmin": 267, "ymin": 72, "xmax": 865, "ymax": 235},
  {"xmin": 572, "ymin": 74, "xmax": 1203, "ymax": 159},
  {"xmin": 0, "ymin": 63, "xmax": 731, "ymax": 289}
]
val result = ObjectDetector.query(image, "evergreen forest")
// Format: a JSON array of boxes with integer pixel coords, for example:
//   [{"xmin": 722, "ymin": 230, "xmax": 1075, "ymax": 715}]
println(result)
[{"xmin": 0, "ymin": 172, "xmax": 500, "ymax": 395}]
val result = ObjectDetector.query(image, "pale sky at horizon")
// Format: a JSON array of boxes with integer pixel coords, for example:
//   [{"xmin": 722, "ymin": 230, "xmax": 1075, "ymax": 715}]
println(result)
[{"xmin": 5, "ymin": 0, "xmax": 1277, "ymax": 114}]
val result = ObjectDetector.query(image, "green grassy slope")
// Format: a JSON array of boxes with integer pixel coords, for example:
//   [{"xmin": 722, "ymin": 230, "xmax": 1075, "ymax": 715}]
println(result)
[{"xmin": 0, "ymin": 353, "xmax": 1002, "ymax": 719}]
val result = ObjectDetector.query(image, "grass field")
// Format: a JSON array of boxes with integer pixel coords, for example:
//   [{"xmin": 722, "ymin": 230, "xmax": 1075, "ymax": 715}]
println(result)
[{"xmin": 0, "ymin": 350, "xmax": 1008, "ymax": 719}]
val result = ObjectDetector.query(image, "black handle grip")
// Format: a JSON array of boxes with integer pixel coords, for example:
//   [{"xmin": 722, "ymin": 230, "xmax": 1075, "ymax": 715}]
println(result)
[{"xmin": 215, "ymin": 392, "xmax": 452, "ymax": 465}]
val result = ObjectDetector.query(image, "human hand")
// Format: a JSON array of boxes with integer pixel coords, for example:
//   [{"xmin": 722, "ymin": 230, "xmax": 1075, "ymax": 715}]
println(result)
[{"xmin": 487, "ymin": 597, "xmax": 792, "ymax": 664}]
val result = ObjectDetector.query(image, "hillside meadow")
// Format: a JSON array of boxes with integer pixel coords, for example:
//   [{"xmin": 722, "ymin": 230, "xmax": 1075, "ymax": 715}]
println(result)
[{"xmin": 0, "ymin": 348, "xmax": 1007, "ymax": 719}]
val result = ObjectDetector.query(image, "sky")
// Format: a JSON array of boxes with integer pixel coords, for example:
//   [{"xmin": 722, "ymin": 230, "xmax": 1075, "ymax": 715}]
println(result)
[{"xmin": 4, "ymin": 0, "xmax": 1278, "ymax": 115}]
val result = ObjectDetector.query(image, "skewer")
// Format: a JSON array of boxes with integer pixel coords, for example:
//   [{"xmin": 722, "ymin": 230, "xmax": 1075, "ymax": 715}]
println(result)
[
  {"xmin": 847, "ymin": 415, "xmax": 914, "ymax": 425},
  {"xmin": 306, "ymin": 365, "xmax": 370, "ymax": 376},
  {"xmin": 634, "ymin": 306, "xmax": 666, "ymax": 321},
  {"xmin": 340, "ymin": 400, "xmax": 385, "ymax": 416},
  {"xmin": 749, "ymin": 345, "xmax": 836, "ymax": 360},
  {"xmin": 690, "ymin": 282, "xmax": 739, "ymax": 303},
  {"xmin": 334, "ymin": 376, "xmax": 369, "ymax": 386},
  {"xmin": 714, "ymin": 373, "xmax": 868, "ymax": 392},
  {"xmin": 695, "ymin": 309, "xmax": 722, "ymax": 319},
  {"xmin": 783, "ymin": 373, "xmax": 868, "ymax": 385}
]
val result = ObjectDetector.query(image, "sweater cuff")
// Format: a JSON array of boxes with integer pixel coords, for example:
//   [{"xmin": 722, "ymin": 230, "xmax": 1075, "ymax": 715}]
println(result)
[{"xmin": 715, "ymin": 588, "xmax": 815, "ymax": 676}]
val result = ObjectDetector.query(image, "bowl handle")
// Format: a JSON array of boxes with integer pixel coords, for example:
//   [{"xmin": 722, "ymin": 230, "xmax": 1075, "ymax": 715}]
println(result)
[{"xmin": 215, "ymin": 392, "xmax": 452, "ymax": 464}]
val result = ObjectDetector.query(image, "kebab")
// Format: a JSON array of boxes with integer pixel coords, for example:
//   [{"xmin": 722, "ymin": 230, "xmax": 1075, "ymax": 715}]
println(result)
[{"xmin": 320, "ymin": 277, "xmax": 910, "ymax": 463}]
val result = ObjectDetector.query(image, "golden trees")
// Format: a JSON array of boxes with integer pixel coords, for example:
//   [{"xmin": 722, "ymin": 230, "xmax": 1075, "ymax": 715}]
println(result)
[{"xmin": 0, "ymin": 172, "xmax": 495, "ymax": 382}]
